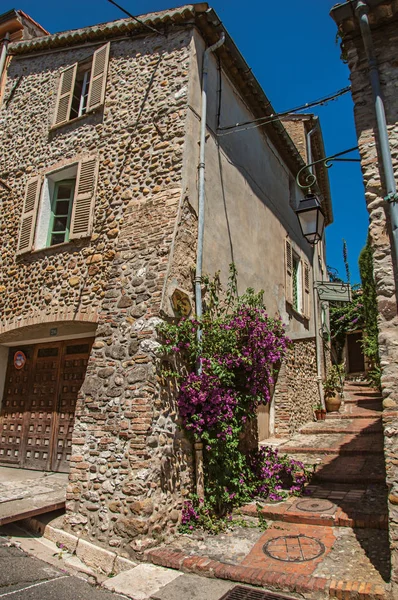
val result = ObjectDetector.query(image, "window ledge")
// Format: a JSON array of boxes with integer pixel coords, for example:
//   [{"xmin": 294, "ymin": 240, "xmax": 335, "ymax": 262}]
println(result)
[
  {"xmin": 49, "ymin": 106, "xmax": 102, "ymax": 132},
  {"xmin": 30, "ymin": 239, "xmax": 89, "ymax": 255}
]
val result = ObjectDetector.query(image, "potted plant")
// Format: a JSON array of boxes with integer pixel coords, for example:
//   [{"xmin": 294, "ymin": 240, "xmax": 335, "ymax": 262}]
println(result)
[
  {"xmin": 323, "ymin": 364, "xmax": 343, "ymax": 412},
  {"xmin": 313, "ymin": 403, "xmax": 326, "ymax": 421}
]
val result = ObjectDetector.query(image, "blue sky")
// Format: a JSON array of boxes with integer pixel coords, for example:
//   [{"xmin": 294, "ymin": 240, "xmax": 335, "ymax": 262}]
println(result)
[{"xmin": 15, "ymin": 0, "xmax": 368, "ymax": 283}]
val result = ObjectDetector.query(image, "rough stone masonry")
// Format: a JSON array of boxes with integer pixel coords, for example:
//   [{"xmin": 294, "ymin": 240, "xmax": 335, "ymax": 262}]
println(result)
[
  {"xmin": 0, "ymin": 28, "xmax": 196, "ymax": 556},
  {"xmin": 331, "ymin": 1, "xmax": 398, "ymax": 591}
]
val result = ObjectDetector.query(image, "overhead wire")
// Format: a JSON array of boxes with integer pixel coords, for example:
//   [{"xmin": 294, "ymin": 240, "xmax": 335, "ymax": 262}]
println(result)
[
  {"xmin": 217, "ymin": 85, "xmax": 351, "ymax": 136},
  {"xmin": 106, "ymin": 0, "xmax": 166, "ymax": 36}
]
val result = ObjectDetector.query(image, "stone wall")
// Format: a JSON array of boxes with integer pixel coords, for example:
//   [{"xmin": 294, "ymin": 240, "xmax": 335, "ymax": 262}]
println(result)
[
  {"xmin": 0, "ymin": 29, "xmax": 197, "ymax": 555},
  {"xmin": 273, "ymin": 338, "xmax": 318, "ymax": 438},
  {"xmin": 333, "ymin": 7, "xmax": 398, "ymax": 590}
]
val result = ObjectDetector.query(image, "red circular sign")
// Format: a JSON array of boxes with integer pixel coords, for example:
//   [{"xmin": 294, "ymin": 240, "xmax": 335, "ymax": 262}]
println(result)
[{"xmin": 14, "ymin": 351, "xmax": 26, "ymax": 370}]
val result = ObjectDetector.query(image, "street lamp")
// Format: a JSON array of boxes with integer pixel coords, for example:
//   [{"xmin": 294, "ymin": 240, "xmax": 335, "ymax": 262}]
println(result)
[{"xmin": 295, "ymin": 193, "xmax": 325, "ymax": 245}]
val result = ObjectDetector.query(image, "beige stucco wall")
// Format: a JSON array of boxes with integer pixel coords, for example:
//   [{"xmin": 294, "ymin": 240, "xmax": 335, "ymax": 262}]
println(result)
[{"xmin": 183, "ymin": 30, "xmax": 316, "ymax": 340}]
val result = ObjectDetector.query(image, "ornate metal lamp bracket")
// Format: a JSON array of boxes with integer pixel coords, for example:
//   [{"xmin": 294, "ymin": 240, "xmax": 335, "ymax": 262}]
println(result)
[{"xmin": 296, "ymin": 146, "xmax": 361, "ymax": 191}]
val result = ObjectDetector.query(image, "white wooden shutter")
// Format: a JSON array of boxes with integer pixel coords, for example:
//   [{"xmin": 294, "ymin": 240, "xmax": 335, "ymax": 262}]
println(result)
[
  {"xmin": 285, "ymin": 238, "xmax": 293, "ymax": 305},
  {"xmin": 87, "ymin": 43, "xmax": 110, "ymax": 112},
  {"xmin": 69, "ymin": 158, "xmax": 98, "ymax": 240},
  {"xmin": 53, "ymin": 63, "xmax": 77, "ymax": 126},
  {"xmin": 303, "ymin": 261, "xmax": 311, "ymax": 319},
  {"xmin": 17, "ymin": 176, "xmax": 42, "ymax": 255}
]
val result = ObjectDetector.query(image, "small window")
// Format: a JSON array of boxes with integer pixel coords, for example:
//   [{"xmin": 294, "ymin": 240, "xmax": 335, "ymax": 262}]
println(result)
[
  {"xmin": 53, "ymin": 43, "xmax": 110, "ymax": 128},
  {"xmin": 47, "ymin": 179, "xmax": 75, "ymax": 246},
  {"xmin": 292, "ymin": 253, "xmax": 302, "ymax": 313},
  {"xmin": 70, "ymin": 63, "xmax": 91, "ymax": 120},
  {"xmin": 17, "ymin": 157, "xmax": 98, "ymax": 255}
]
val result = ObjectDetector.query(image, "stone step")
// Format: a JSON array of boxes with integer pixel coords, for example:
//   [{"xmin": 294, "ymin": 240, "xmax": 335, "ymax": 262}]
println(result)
[
  {"xmin": 279, "ymin": 432, "xmax": 384, "ymax": 455},
  {"xmin": 300, "ymin": 418, "xmax": 382, "ymax": 435},
  {"xmin": 282, "ymin": 453, "xmax": 386, "ymax": 485},
  {"xmin": 241, "ymin": 500, "xmax": 388, "ymax": 530}
]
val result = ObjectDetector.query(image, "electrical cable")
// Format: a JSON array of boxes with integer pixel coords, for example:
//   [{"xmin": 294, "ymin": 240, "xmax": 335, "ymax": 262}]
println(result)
[
  {"xmin": 106, "ymin": 0, "xmax": 166, "ymax": 36},
  {"xmin": 217, "ymin": 85, "xmax": 351, "ymax": 136}
]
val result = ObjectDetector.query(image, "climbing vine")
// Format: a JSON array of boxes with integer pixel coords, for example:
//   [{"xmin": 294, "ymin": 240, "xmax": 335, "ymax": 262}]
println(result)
[
  {"xmin": 158, "ymin": 266, "xmax": 311, "ymax": 530},
  {"xmin": 359, "ymin": 237, "xmax": 381, "ymax": 388}
]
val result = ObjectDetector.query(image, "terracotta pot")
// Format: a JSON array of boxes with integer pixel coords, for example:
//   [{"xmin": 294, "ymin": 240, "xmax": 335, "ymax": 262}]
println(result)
[
  {"xmin": 315, "ymin": 409, "xmax": 327, "ymax": 421},
  {"xmin": 325, "ymin": 393, "xmax": 342, "ymax": 413}
]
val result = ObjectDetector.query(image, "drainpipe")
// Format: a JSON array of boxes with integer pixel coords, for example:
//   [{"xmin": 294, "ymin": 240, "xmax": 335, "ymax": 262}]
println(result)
[
  {"xmin": 312, "ymin": 248, "xmax": 325, "ymax": 408},
  {"xmin": 306, "ymin": 121, "xmax": 325, "ymax": 408},
  {"xmin": 355, "ymin": 1, "xmax": 398, "ymax": 271},
  {"xmin": 0, "ymin": 33, "xmax": 10, "ymax": 85},
  {"xmin": 194, "ymin": 33, "xmax": 225, "ymax": 499},
  {"xmin": 195, "ymin": 33, "xmax": 225, "ymax": 354}
]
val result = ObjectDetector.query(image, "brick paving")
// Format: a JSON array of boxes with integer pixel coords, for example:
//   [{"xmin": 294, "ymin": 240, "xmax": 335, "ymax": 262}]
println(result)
[{"xmin": 146, "ymin": 383, "xmax": 391, "ymax": 598}]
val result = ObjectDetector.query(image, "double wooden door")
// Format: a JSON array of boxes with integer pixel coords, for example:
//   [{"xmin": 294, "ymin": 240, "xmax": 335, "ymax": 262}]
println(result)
[{"xmin": 0, "ymin": 339, "xmax": 92, "ymax": 472}]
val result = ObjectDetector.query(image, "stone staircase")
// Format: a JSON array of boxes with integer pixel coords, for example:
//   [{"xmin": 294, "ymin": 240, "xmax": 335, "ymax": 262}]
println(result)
[
  {"xmin": 147, "ymin": 381, "xmax": 391, "ymax": 599},
  {"xmin": 242, "ymin": 381, "xmax": 390, "ymax": 597}
]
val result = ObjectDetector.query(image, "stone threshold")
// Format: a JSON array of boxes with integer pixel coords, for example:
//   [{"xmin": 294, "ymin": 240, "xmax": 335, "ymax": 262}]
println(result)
[
  {"xmin": 145, "ymin": 547, "xmax": 387, "ymax": 600},
  {"xmin": 240, "ymin": 503, "xmax": 388, "ymax": 530}
]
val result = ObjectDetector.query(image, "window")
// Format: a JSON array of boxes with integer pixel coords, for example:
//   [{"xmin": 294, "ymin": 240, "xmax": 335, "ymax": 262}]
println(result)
[
  {"xmin": 16, "ymin": 157, "xmax": 98, "ymax": 255},
  {"xmin": 47, "ymin": 179, "xmax": 75, "ymax": 246},
  {"xmin": 285, "ymin": 238, "xmax": 311, "ymax": 319},
  {"xmin": 292, "ymin": 253, "xmax": 301, "ymax": 312},
  {"xmin": 52, "ymin": 43, "xmax": 110, "ymax": 128}
]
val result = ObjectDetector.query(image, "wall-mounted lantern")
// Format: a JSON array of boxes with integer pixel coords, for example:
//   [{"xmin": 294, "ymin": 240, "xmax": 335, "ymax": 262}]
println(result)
[{"xmin": 295, "ymin": 193, "xmax": 325, "ymax": 245}]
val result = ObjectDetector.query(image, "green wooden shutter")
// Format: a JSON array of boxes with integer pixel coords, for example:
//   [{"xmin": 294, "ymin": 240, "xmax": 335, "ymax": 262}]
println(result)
[
  {"xmin": 303, "ymin": 261, "xmax": 311, "ymax": 319},
  {"xmin": 285, "ymin": 238, "xmax": 293, "ymax": 305},
  {"xmin": 69, "ymin": 158, "xmax": 98, "ymax": 240}
]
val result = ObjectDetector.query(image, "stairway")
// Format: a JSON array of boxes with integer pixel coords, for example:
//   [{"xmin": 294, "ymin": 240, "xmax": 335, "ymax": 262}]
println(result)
[
  {"xmin": 147, "ymin": 382, "xmax": 390, "ymax": 599},
  {"xmin": 242, "ymin": 381, "xmax": 390, "ymax": 596}
]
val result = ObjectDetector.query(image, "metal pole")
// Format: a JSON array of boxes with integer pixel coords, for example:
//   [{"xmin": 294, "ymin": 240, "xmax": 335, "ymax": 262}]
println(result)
[
  {"xmin": 195, "ymin": 33, "xmax": 225, "ymax": 372},
  {"xmin": 355, "ymin": 1, "xmax": 398, "ymax": 273},
  {"xmin": 313, "ymin": 248, "xmax": 325, "ymax": 408}
]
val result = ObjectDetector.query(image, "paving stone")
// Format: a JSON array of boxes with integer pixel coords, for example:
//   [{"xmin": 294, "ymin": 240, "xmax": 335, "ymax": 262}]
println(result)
[{"xmin": 102, "ymin": 564, "xmax": 182, "ymax": 599}]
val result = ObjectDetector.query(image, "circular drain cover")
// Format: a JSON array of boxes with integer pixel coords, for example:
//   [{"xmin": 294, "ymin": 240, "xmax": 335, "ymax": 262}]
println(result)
[
  {"xmin": 263, "ymin": 535, "xmax": 325, "ymax": 562},
  {"xmin": 295, "ymin": 499, "xmax": 335, "ymax": 513}
]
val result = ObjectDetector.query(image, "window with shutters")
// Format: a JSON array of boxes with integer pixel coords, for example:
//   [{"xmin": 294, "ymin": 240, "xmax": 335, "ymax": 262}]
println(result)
[
  {"xmin": 17, "ymin": 157, "xmax": 98, "ymax": 255},
  {"xmin": 52, "ymin": 43, "xmax": 110, "ymax": 128},
  {"xmin": 285, "ymin": 237, "xmax": 311, "ymax": 319}
]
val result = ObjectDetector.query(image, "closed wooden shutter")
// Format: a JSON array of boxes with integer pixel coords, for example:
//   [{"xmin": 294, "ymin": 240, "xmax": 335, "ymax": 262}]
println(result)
[
  {"xmin": 69, "ymin": 158, "xmax": 98, "ymax": 240},
  {"xmin": 303, "ymin": 261, "xmax": 311, "ymax": 319},
  {"xmin": 285, "ymin": 238, "xmax": 293, "ymax": 305},
  {"xmin": 87, "ymin": 43, "xmax": 110, "ymax": 112},
  {"xmin": 53, "ymin": 64, "xmax": 77, "ymax": 127},
  {"xmin": 17, "ymin": 176, "xmax": 42, "ymax": 255}
]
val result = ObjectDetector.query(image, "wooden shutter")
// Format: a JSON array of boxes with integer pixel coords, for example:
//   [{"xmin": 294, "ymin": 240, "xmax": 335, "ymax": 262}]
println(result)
[
  {"xmin": 69, "ymin": 158, "xmax": 98, "ymax": 240},
  {"xmin": 285, "ymin": 238, "xmax": 293, "ymax": 305},
  {"xmin": 53, "ymin": 64, "xmax": 77, "ymax": 127},
  {"xmin": 17, "ymin": 176, "xmax": 42, "ymax": 255},
  {"xmin": 303, "ymin": 261, "xmax": 311, "ymax": 319},
  {"xmin": 87, "ymin": 43, "xmax": 110, "ymax": 112}
]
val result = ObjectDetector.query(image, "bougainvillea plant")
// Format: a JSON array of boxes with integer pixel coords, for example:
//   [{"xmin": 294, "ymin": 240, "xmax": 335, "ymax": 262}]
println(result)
[{"xmin": 158, "ymin": 266, "xmax": 312, "ymax": 531}]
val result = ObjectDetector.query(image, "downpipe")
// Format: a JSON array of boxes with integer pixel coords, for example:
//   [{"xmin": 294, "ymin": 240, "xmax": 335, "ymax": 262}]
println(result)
[
  {"xmin": 355, "ymin": 1, "xmax": 398, "ymax": 274},
  {"xmin": 194, "ymin": 32, "xmax": 225, "ymax": 498}
]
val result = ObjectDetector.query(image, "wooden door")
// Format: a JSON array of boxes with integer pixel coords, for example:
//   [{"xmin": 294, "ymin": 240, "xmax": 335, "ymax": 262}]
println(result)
[
  {"xmin": 0, "ymin": 346, "xmax": 33, "ymax": 466},
  {"xmin": 258, "ymin": 402, "xmax": 270, "ymax": 442},
  {"xmin": 51, "ymin": 340, "xmax": 92, "ymax": 472},
  {"xmin": 347, "ymin": 332, "xmax": 365, "ymax": 373},
  {"xmin": 24, "ymin": 343, "xmax": 62, "ymax": 470},
  {"xmin": 0, "ymin": 338, "xmax": 92, "ymax": 472}
]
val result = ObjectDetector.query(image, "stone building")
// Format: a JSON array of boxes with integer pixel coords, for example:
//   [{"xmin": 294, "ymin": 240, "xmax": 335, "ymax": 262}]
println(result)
[
  {"xmin": 330, "ymin": 0, "xmax": 398, "ymax": 591},
  {"xmin": 0, "ymin": 4, "xmax": 332, "ymax": 556}
]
